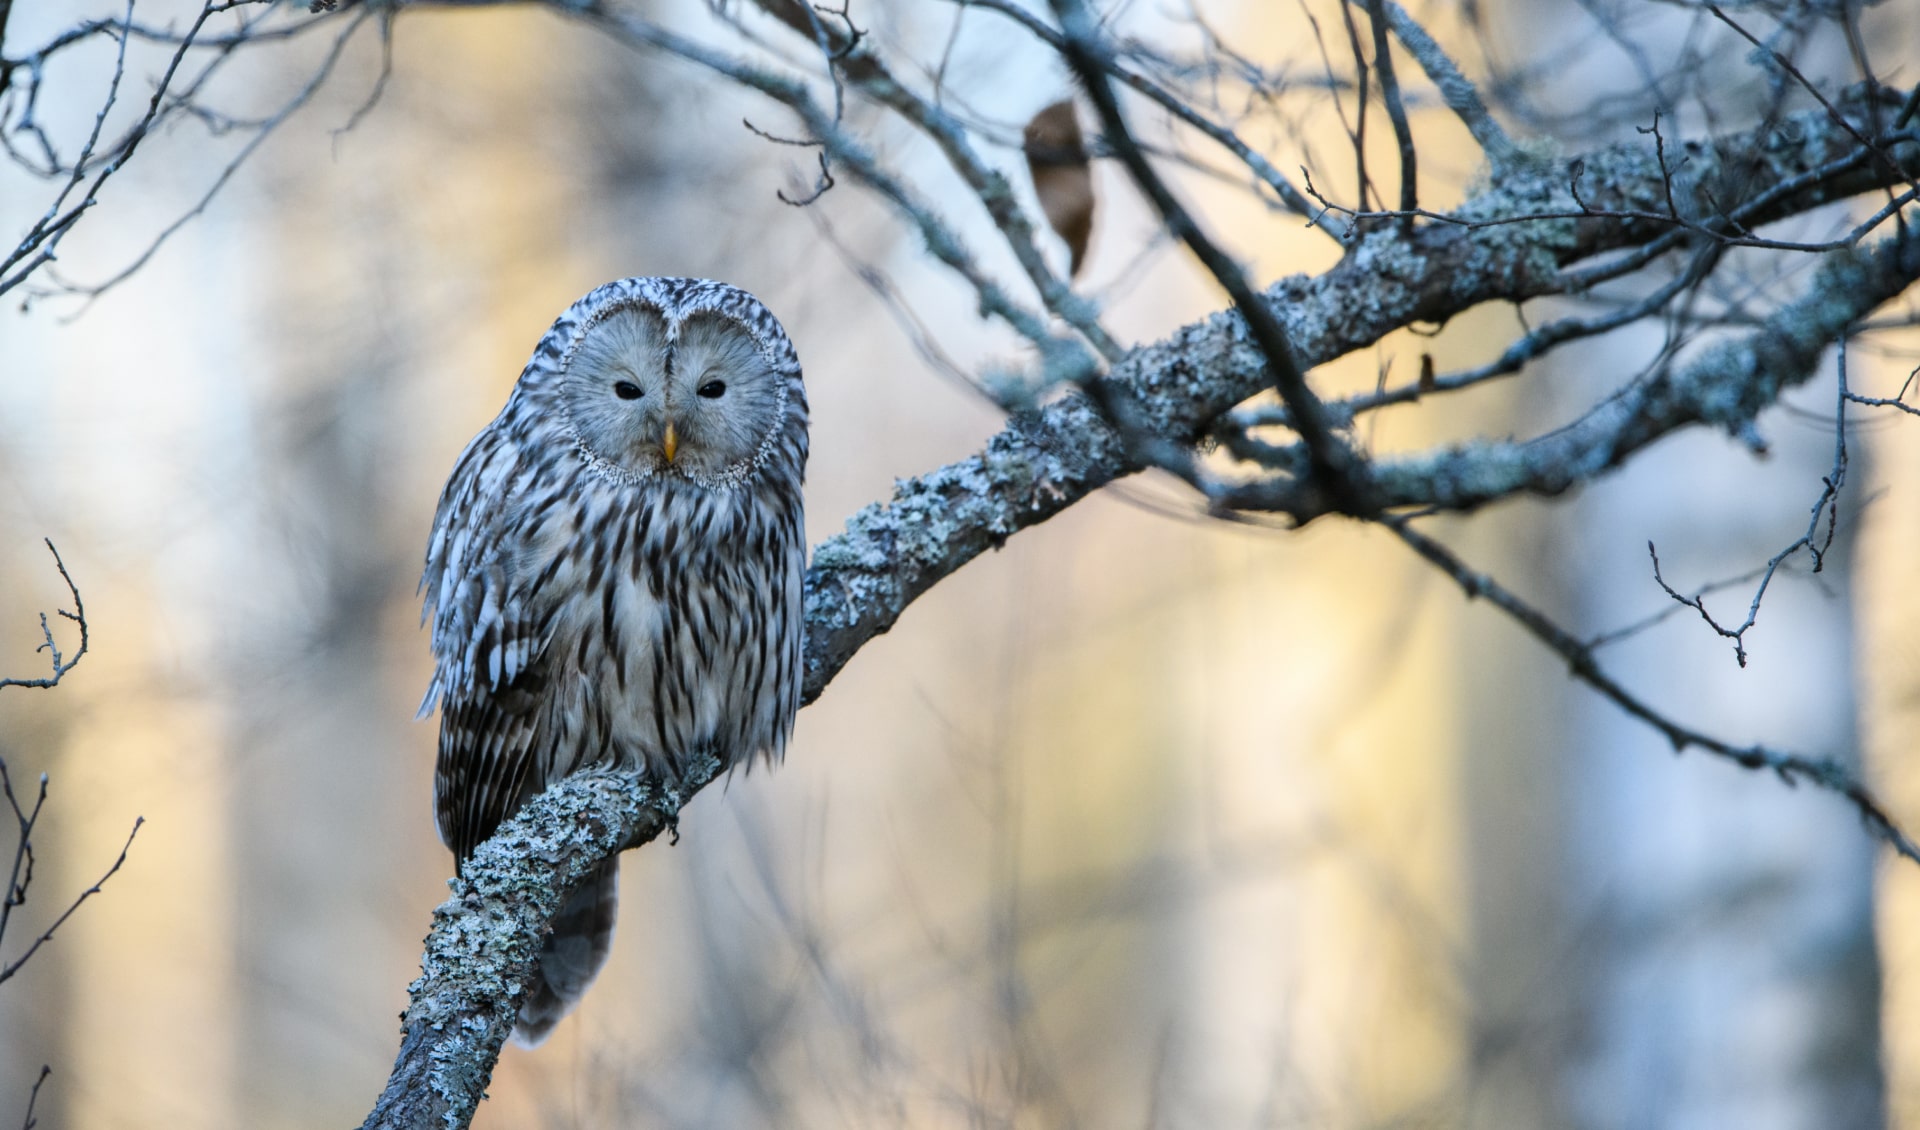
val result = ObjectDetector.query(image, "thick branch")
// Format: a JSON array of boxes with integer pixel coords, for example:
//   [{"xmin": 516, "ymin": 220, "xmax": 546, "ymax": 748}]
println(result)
[
  {"xmin": 361, "ymin": 767, "xmax": 697, "ymax": 1129},
  {"xmin": 1221, "ymin": 223, "xmax": 1920, "ymax": 514}
]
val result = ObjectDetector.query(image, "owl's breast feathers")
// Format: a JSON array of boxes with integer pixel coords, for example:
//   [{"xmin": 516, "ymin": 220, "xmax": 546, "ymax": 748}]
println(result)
[{"xmin": 423, "ymin": 429, "xmax": 803, "ymax": 858}]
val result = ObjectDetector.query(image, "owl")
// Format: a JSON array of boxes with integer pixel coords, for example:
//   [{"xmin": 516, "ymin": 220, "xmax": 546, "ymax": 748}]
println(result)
[{"xmin": 418, "ymin": 277, "xmax": 808, "ymax": 1045}]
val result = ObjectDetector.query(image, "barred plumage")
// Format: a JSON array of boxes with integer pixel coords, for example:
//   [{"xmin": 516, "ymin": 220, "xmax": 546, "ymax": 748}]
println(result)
[{"xmin": 419, "ymin": 277, "xmax": 808, "ymax": 1045}]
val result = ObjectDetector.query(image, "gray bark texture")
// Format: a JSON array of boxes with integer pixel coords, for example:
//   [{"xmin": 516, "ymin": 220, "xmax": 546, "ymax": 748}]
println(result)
[{"xmin": 359, "ymin": 82, "xmax": 1920, "ymax": 1126}]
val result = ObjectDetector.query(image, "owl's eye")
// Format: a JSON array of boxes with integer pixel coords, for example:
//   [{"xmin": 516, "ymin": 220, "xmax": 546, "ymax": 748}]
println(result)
[
  {"xmin": 612, "ymin": 381, "xmax": 643, "ymax": 400},
  {"xmin": 697, "ymin": 379, "xmax": 727, "ymax": 399}
]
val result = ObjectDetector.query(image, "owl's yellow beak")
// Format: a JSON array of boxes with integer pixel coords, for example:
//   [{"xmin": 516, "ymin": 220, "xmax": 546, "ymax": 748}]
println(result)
[{"xmin": 662, "ymin": 419, "xmax": 679, "ymax": 464}]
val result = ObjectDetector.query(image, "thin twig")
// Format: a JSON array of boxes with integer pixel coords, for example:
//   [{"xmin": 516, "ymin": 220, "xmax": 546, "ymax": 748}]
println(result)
[
  {"xmin": 1584, "ymin": 563, "xmax": 1775, "ymax": 652},
  {"xmin": 951, "ymin": 0, "xmax": 1323, "ymax": 224},
  {"xmin": 55, "ymin": 7, "xmax": 374, "ymax": 305},
  {"xmin": 0, "ymin": 540, "xmax": 87, "ymax": 691},
  {"xmin": 0, "ymin": 761, "xmax": 45, "ymax": 954},
  {"xmin": 1, "ymin": 1, "xmax": 288, "ymax": 298},
  {"xmin": 1843, "ymin": 362, "xmax": 1920, "ymax": 417},
  {"xmin": 19, "ymin": 1066, "xmax": 50, "ymax": 1130},
  {"xmin": 1646, "ymin": 334, "xmax": 1856, "ymax": 666},
  {"xmin": 1362, "ymin": 0, "xmax": 1417, "ymax": 230},
  {"xmin": 1385, "ymin": 517, "xmax": 1920, "ymax": 864},
  {"xmin": 0, "ymin": 812, "xmax": 143, "ymax": 985}
]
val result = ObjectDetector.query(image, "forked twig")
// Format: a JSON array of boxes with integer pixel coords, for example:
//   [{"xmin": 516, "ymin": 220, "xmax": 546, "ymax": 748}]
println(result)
[{"xmin": 0, "ymin": 540, "xmax": 86, "ymax": 691}]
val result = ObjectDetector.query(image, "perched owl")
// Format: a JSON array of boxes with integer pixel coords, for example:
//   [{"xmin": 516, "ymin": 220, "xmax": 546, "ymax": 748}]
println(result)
[{"xmin": 418, "ymin": 277, "xmax": 808, "ymax": 1045}]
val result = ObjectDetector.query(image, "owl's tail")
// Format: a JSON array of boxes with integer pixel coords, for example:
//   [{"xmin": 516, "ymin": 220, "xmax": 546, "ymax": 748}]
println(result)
[{"xmin": 511, "ymin": 857, "xmax": 619, "ymax": 1047}]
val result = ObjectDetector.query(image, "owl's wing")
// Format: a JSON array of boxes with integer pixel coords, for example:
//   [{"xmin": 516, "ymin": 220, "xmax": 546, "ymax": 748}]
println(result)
[
  {"xmin": 435, "ymin": 659, "xmax": 548, "ymax": 861},
  {"xmin": 420, "ymin": 426, "xmax": 558, "ymax": 861}
]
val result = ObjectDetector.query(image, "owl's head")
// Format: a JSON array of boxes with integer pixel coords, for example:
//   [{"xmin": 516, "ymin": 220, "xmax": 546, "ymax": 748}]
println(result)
[{"xmin": 537, "ymin": 278, "xmax": 807, "ymax": 488}]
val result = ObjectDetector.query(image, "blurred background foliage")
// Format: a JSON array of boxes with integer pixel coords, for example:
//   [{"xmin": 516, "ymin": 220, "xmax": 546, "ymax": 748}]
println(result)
[{"xmin": 0, "ymin": 1, "xmax": 1916, "ymax": 1127}]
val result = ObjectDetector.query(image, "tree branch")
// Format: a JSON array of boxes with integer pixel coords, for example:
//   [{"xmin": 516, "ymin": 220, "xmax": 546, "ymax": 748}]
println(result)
[
  {"xmin": 1380, "ymin": 0, "xmax": 1522, "ymax": 170},
  {"xmin": 355, "ymin": 30, "xmax": 1920, "ymax": 1123},
  {"xmin": 0, "ymin": 540, "xmax": 87, "ymax": 691},
  {"xmin": 361, "ymin": 764, "xmax": 703, "ymax": 1129},
  {"xmin": 1218, "ymin": 222, "xmax": 1920, "ymax": 515},
  {"xmin": 1385, "ymin": 518, "xmax": 1920, "ymax": 863}
]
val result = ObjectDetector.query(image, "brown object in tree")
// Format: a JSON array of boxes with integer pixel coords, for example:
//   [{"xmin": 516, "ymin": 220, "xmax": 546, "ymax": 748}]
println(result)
[{"xmin": 1023, "ymin": 99, "xmax": 1096, "ymax": 277}]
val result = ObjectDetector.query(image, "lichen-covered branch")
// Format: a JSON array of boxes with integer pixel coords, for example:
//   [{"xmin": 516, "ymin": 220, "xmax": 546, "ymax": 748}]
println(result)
[
  {"xmin": 361, "ymin": 765, "xmax": 702, "ymax": 1130},
  {"xmin": 1218, "ymin": 223, "xmax": 1920, "ymax": 514}
]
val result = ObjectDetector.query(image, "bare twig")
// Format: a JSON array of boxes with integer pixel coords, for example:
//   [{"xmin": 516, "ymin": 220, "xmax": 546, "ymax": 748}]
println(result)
[
  {"xmin": 1584, "ymin": 562, "xmax": 1774, "ymax": 652},
  {"xmin": 0, "ymin": 541, "xmax": 87, "ymax": 692},
  {"xmin": 742, "ymin": 118, "xmax": 835, "ymax": 205},
  {"xmin": 0, "ymin": 763, "xmax": 45, "ymax": 955},
  {"xmin": 18, "ymin": 1066, "xmax": 49, "ymax": 1130},
  {"xmin": 951, "ymin": 0, "xmax": 1323, "ymax": 223},
  {"xmin": 53, "ymin": 6, "xmax": 374, "ymax": 304},
  {"xmin": 0, "ymin": 814, "xmax": 142, "ymax": 985},
  {"xmin": 1362, "ymin": 0, "xmax": 1417, "ymax": 230},
  {"xmin": 1, "ymin": 0, "xmax": 289, "ymax": 299},
  {"xmin": 1385, "ymin": 516, "xmax": 1919, "ymax": 863},
  {"xmin": 1843, "ymin": 363, "xmax": 1920, "ymax": 417},
  {"xmin": 1645, "ymin": 333, "xmax": 1857, "ymax": 667}
]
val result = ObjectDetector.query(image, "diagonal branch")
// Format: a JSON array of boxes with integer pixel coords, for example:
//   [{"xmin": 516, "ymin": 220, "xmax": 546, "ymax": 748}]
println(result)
[
  {"xmin": 1385, "ymin": 518, "xmax": 1919, "ymax": 863},
  {"xmin": 1380, "ymin": 0, "xmax": 1522, "ymax": 170},
  {"xmin": 0, "ymin": 813, "xmax": 142, "ymax": 985},
  {"xmin": 1218, "ymin": 222, "xmax": 1920, "ymax": 516},
  {"xmin": 361, "ymin": 766, "xmax": 697, "ymax": 1130}
]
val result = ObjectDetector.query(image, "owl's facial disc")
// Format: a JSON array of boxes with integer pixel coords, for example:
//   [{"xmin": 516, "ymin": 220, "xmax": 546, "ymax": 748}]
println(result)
[{"xmin": 560, "ymin": 301, "xmax": 785, "ymax": 485}]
